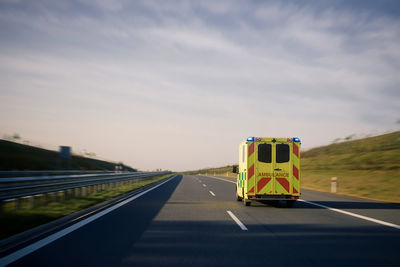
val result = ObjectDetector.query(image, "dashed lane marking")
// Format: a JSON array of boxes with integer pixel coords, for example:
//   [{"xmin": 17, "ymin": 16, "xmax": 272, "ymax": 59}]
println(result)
[
  {"xmin": 227, "ymin": 210, "xmax": 248, "ymax": 231},
  {"xmin": 204, "ymin": 175, "xmax": 400, "ymax": 230}
]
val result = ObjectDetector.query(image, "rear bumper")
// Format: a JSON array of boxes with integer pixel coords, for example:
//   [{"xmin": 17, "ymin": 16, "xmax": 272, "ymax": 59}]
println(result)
[{"xmin": 248, "ymin": 194, "xmax": 300, "ymax": 201}]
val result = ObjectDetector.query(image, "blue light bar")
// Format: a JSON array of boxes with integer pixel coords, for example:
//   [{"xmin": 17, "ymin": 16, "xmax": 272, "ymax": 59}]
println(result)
[
  {"xmin": 293, "ymin": 137, "xmax": 301, "ymax": 142},
  {"xmin": 247, "ymin": 137, "xmax": 255, "ymax": 141}
]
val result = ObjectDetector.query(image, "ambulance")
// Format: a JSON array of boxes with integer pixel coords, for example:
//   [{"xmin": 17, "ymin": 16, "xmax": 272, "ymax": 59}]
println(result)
[{"xmin": 233, "ymin": 137, "xmax": 301, "ymax": 207}]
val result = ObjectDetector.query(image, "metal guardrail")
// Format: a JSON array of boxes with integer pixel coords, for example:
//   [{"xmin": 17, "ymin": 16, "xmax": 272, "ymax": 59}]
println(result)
[
  {"xmin": 0, "ymin": 170, "xmax": 116, "ymax": 178},
  {"xmin": 0, "ymin": 171, "xmax": 171, "ymax": 203}
]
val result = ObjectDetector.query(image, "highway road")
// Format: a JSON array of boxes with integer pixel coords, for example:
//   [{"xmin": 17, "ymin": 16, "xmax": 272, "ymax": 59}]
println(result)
[{"xmin": 2, "ymin": 174, "xmax": 400, "ymax": 266}]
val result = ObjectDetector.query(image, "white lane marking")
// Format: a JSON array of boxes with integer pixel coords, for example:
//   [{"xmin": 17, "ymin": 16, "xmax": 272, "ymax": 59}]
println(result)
[
  {"xmin": 206, "ymin": 176, "xmax": 400, "ymax": 230},
  {"xmin": 202, "ymin": 184, "xmax": 206, "ymax": 187},
  {"xmin": 0, "ymin": 176, "xmax": 177, "ymax": 266},
  {"xmin": 204, "ymin": 176, "xmax": 236, "ymax": 184},
  {"xmin": 299, "ymin": 199, "xmax": 400, "ymax": 230},
  {"xmin": 227, "ymin": 210, "xmax": 248, "ymax": 231},
  {"xmin": 209, "ymin": 191, "xmax": 215, "ymax": 196}
]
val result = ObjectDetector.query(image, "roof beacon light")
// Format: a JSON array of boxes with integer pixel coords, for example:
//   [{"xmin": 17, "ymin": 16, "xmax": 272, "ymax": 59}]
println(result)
[
  {"xmin": 293, "ymin": 137, "xmax": 301, "ymax": 142},
  {"xmin": 247, "ymin": 137, "xmax": 255, "ymax": 142}
]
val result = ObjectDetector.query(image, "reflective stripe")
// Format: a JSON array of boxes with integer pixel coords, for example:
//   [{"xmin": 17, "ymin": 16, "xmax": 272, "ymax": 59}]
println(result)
[{"xmin": 291, "ymin": 142, "xmax": 300, "ymax": 195}]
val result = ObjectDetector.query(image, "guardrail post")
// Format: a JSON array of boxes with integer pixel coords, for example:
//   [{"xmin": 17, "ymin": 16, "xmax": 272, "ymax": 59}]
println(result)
[
  {"xmin": 29, "ymin": 195, "xmax": 36, "ymax": 208},
  {"xmin": 13, "ymin": 198, "xmax": 20, "ymax": 210},
  {"xmin": 82, "ymin": 187, "xmax": 87, "ymax": 197},
  {"xmin": 43, "ymin": 193, "xmax": 49, "ymax": 206},
  {"xmin": 61, "ymin": 190, "xmax": 66, "ymax": 201}
]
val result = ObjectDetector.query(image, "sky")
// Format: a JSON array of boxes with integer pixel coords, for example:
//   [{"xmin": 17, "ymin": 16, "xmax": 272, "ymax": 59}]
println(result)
[{"xmin": 0, "ymin": 0, "xmax": 399, "ymax": 171}]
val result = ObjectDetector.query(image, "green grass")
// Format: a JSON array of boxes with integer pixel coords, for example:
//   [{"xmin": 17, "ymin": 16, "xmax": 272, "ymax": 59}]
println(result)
[
  {"xmin": 301, "ymin": 170, "xmax": 400, "ymax": 203},
  {"xmin": 301, "ymin": 131, "xmax": 400, "ymax": 203},
  {"xmin": 0, "ymin": 174, "xmax": 174, "ymax": 240},
  {"xmin": 302, "ymin": 131, "xmax": 400, "ymax": 171}
]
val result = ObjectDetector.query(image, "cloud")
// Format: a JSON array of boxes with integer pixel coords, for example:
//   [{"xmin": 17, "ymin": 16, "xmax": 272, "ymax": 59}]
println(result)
[{"xmin": 0, "ymin": 0, "xmax": 399, "ymax": 170}]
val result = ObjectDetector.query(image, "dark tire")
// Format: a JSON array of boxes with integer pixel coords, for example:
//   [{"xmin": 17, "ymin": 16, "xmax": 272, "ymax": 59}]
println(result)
[
  {"xmin": 236, "ymin": 186, "xmax": 242, "ymax": 201},
  {"xmin": 271, "ymin": 200, "xmax": 279, "ymax": 207},
  {"xmin": 286, "ymin": 200, "xmax": 296, "ymax": 208}
]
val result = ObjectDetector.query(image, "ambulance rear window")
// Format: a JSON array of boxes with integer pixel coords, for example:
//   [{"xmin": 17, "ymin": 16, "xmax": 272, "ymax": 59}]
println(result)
[
  {"xmin": 258, "ymin": 144, "xmax": 272, "ymax": 163},
  {"xmin": 276, "ymin": 144, "xmax": 290, "ymax": 163}
]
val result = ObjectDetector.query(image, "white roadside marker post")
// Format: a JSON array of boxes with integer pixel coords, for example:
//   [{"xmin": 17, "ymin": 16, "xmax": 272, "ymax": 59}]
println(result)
[{"xmin": 331, "ymin": 177, "xmax": 337, "ymax": 193}]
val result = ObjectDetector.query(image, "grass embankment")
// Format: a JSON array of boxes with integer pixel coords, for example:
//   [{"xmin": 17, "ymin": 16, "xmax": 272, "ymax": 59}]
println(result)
[
  {"xmin": 187, "ymin": 131, "xmax": 400, "ymax": 203},
  {"xmin": 182, "ymin": 165, "xmax": 236, "ymax": 178},
  {"xmin": 0, "ymin": 174, "xmax": 174, "ymax": 240},
  {"xmin": 0, "ymin": 140, "xmax": 136, "ymax": 171},
  {"xmin": 301, "ymin": 131, "xmax": 400, "ymax": 203}
]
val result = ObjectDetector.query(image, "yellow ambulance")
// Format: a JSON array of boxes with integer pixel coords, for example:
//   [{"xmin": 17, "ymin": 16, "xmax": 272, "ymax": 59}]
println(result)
[{"xmin": 234, "ymin": 137, "xmax": 301, "ymax": 207}]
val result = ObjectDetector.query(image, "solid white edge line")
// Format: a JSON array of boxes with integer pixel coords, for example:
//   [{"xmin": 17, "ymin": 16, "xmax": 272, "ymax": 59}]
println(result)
[
  {"xmin": 227, "ymin": 210, "xmax": 248, "ymax": 231},
  {"xmin": 0, "ymin": 175, "xmax": 178, "ymax": 266},
  {"xmin": 209, "ymin": 191, "xmax": 215, "ymax": 196},
  {"xmin": 298, "ymin": 199, "xmax": 400, "ymax": 230},
  {"xmin": 203, "ymin": 176, "xmax": 236, "ymax": 184}
]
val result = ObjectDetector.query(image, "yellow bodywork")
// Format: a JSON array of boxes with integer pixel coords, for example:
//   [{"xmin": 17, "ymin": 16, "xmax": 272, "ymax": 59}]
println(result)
[{"xmin": 236, "ymin": 137, "xmax": 301, "ymax": 202}]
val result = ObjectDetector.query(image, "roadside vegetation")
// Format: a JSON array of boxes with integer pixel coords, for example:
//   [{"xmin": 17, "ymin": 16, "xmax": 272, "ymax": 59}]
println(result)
[
  {"xmin": 301, "ymin": 131, "xmax": 400, "ymax": 203},
  {"xmin": 0, "ymin": 140, "xmax": 136, "ymax": 172},
  {"xmin": 0, "ymin": 174, "xmax": 174, "ymax": 240},
  {"xmin": 182, "ymin": 165, "xmax": 236, "ymax": 178},
  {"xmin": 187, "ymin": 131, "xmax": 400, "ymax": 203}
]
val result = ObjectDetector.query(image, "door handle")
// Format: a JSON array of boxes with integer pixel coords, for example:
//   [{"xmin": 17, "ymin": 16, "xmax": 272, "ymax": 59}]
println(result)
[{"xmin": 274, "ymin": 168, "xmax": 282, "ymax": 171}]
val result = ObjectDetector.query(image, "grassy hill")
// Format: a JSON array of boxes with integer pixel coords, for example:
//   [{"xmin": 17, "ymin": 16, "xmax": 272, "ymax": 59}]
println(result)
[
  {"xmin": 185, "ymin": 131, "xmax": 400, "ymax": 203},
  {"xmin": 301, "ymin": 131, "xmax": 400, "ymax": 202},
  {"xmin": 0, "ymin": 140, "xmax": 136, "ymax": 172},
  {"xmin": 302, "ymin": 131, "xmax": 400, "ymax": 171}
]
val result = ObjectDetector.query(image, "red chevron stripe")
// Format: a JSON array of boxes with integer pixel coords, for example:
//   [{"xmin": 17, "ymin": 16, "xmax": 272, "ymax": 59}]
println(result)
[
  {"xmin": 293, "ymin": 187, "xmax": 298, "ymax": 194},
  {"xmin": 249, "ymin": 186, "xmax": 254, "ymax": 193},
  {"xmin": 293, "ymin": 143, "xmax": 299, "ymax": 157},
  {"xmin": 276, "ymin": 178, "xmax": 290, "ymax": 193},
  {"xmin": 293, "ymin": 165, "xmax": 299, "ymax": 180},
  {"xmin": 248, "ymin": 164, "xmax": 254, "ymax": 180},
  {"xmin": 257, "ymin": 178, "xmax": 271, "ymax": 193},
  {"xmin": 248, "ymin": 142, "xmax": 254, "ymax": 157}
]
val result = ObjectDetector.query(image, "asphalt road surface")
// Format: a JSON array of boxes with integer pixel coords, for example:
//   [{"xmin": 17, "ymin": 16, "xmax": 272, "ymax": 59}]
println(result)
[{"xmin": 3, "ymin": 174, "xmax": 400, "ymax": 267}]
